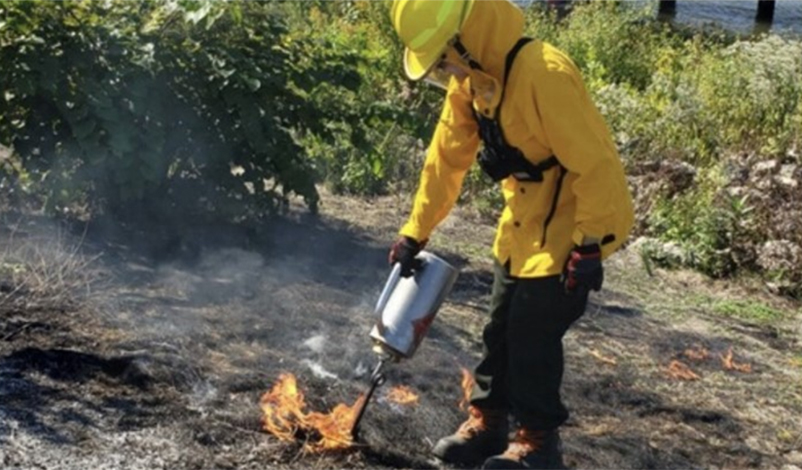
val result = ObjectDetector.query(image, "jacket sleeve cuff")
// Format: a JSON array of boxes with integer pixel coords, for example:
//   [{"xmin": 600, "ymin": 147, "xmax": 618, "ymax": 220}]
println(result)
[
  {"xmin": 572, "ymin": 227, "xmax": 604, "ymax": 247},
  {"xmin": 400, "ymin": 223, "xmax": 430, "ymax": 244}
]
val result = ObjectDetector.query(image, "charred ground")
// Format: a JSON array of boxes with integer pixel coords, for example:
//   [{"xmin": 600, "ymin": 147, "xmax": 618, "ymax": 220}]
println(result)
[{"xmin": 1, "ymin": 190, "xmax": 801, "ymax": 470}]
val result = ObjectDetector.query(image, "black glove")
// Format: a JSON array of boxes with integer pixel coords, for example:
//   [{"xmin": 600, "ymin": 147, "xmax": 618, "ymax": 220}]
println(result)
[
  {"xmin": 388, "ymin": 236, "xmax": 426, "ymax": 277},
  {"xmin": 562, "ymin": 244, "xmax": 603, "ymax": 293}
]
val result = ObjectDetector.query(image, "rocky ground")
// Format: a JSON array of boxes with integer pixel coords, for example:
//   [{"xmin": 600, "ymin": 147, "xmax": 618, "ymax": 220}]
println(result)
[{"xmin": 1, "ymin": 189, "xmax": 801, "ymax": 470}]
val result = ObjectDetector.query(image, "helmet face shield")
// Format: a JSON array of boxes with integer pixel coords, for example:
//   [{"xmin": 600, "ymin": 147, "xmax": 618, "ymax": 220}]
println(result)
[
  {"xmin": 423, "ymin": 58, "xmax": 503, "ymax": 117},
  {"xmin": 419, "ymin": 47, "xmax": 471, "ymax": 90},
  {"xmin": 422, "ymin": 61, "xmax": 454, "ymax": 90}
]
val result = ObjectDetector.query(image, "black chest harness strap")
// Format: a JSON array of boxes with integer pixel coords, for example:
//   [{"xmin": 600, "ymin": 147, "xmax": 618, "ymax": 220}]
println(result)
[
  {"xmin": 466, "ymin": 38, "xmax": 616, "ymax": 250},
  {"xmin": 474, "ymin": 37, "xmax": 562, "ymax": 183}
]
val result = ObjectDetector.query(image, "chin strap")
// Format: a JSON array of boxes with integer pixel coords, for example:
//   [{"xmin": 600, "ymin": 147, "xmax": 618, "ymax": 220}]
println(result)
[{"xmin": 452, "ymin": 36, "xmax": 483, "ymax": 71}]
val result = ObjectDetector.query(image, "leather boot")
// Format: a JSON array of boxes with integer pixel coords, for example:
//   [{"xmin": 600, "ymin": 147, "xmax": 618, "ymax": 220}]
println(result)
[
  {"xmin": 482, "ymin": 428, "xmax": 565, "ymax": 469},
  {"xmin": 431, "ymin": 406, "xmax": 509, "ymax": 466}
]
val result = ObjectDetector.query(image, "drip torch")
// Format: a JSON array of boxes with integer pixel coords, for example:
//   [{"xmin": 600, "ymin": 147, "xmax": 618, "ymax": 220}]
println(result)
[{"xmin": 350, "ymin": 251, "xmax": 459, "ymax": 439}]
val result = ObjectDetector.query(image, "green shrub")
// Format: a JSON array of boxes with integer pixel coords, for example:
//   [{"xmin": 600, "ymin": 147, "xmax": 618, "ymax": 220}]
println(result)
[
  {"xmin": 696, "ymin": 35, "xmax": 802, "ymax": 157},
  {"xmin": 0, "ymin": 1, "xmax": 372, "ymax": 225},
  {"xmin": 283, "ymin": 1, "xmax": 440, "ymax": 196},
  {"xmin": 527, "ymin": 1, "xmax": 668, "ymax": 91},
  {"xmin": 647, "ymin": 165, "xmax": 735, "ymax": 277}
]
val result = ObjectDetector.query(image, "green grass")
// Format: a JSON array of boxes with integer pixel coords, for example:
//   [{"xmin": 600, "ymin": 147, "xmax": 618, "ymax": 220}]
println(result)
[{"xmin": 710, "ymin": 299, "xmax": 788, "ymax": 323}]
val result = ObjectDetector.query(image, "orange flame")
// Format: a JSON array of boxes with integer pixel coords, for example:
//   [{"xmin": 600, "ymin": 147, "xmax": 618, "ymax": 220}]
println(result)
[
  {"xmin": 665, "ymin": 360, "xmax": 700, "ymax": 381},
  {"xmin": 721, "ymin": 347, "xmax": 752, "ymax": 373},
  {"xmin": 385, "ymin": 385, "xmax": 419, "ymax": 406},
  {"xmin": 683, "ymin": 345, "xmax": 710, "ymax": 362},
  {"xmin": 259, "ymin": 373, "xmax": 364, "ymax": 452},
  {"xmin": 459, "ymin": 367, "xmax": 475, "ymax": 411}
]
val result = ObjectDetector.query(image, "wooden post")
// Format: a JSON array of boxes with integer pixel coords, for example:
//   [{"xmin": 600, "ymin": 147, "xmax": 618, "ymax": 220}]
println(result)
[
  {"xmin": 756, "ymin": 0, "xmax": 776, "ymax": 24},
  {"xmin": 658, "ymin": 0, "xmax": 677, "ymax": 21},
  {"xmin": 546, "ymin": 0, "xmax": 571, "ymax": 20}
]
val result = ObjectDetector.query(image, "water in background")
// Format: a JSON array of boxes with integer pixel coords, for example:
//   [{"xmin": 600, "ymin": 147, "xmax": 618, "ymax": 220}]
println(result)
[
  {"xmin": 651, "ymin": 0, "xmax": 802, "ymax": 36},
  {"xmin": 522, "ymin": 0, "xmax": 802, "ymax": 37}
]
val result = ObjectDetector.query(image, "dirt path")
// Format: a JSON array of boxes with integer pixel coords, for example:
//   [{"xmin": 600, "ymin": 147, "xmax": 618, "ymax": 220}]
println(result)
[{"xmin": 1, "ymin": 191, "xmax": 801, "ymax": 470}]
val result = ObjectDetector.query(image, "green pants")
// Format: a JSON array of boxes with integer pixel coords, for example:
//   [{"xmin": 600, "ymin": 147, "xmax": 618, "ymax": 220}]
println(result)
[{"xmin": 469, "ymin": 259, "xmax": 588, "ymax": 431}]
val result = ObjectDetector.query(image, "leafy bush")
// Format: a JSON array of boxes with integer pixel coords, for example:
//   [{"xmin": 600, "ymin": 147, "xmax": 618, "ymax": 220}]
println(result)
[
  {"xmin": 526, "ymin": 1, "xmax": 670, "ymax": 91},
  {"xmin": 520, "ymin": 2, "xmax": 802, "ymax": 167},
  {"xmin": 696, "ymin": 36, "xmax": 802, "ymax": 157},
  {"xmin": 0, "ymin": 1, "xmax": 371, "ymax": 226},
  {"xmin": 282, "ymin": 1, "xmax": 440, "ymax": 196},
  {"xmin": 647, "ymin": 165, "xmax": 739, "ymax": 277}
]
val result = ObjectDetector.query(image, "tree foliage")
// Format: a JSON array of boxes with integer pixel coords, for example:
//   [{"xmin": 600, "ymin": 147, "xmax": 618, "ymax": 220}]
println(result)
[{"xmin": 0, "ymin": 0, "xmax": 373, "ymax": 224}]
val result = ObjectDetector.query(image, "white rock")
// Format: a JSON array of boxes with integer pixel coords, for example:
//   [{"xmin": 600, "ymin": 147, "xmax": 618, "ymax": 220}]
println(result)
[
  {"xmin": 779, "ymin": 164, "xmax": 798, "ymax": 179},
  {"xmin": 726, "ymin": 186, "xmax": 747, "ymax": 198},
  {"xmin": 786, "ymin": 451, "xmax": 802, "ymax": 465},
  {"xmin": 753, "ymin": 159, "xmax": 778, "ymax": 175},
  {"xmin": 757, "ymin": 240, "xmax": 802, "ymax": 272},
  {"xmin": 775, "ymin": 175, "xmax": 798, "ymax": 189}
]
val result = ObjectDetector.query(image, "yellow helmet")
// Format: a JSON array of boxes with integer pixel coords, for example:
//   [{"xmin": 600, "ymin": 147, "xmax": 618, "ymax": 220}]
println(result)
[{"xmin": 390, "ymin": 0, "xmax": 475, "ymax": 81}]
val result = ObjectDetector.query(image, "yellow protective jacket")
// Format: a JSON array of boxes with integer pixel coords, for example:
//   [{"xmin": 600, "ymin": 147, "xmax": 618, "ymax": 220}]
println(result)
[{"xmin": 399, "ymin": 0, "xmax": 634, "ymax": 278}]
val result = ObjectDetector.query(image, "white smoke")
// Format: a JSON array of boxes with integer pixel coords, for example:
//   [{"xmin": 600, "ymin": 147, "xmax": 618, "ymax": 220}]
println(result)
[{"xmin": 301, "ymin": 359, "xmax": 338, "ymax": 380}]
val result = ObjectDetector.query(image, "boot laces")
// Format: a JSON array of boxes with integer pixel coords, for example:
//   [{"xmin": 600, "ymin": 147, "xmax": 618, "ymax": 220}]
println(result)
[
  {"xmin": 455, "ymin": 406, "xmax": 488, "ymax": 438},
  {"xmin": 501, "ymin": 429, "xmax": 546, "ymax": 461}
]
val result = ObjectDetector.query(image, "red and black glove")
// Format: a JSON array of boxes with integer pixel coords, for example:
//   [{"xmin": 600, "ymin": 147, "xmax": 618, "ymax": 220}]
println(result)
[
  {"xmin": 562, "ymin": 244, "xmax": 603, "ymax": 293},
  {"xmin": 388, "ymin": 236, "xmax": 426, "ymax": 277}
]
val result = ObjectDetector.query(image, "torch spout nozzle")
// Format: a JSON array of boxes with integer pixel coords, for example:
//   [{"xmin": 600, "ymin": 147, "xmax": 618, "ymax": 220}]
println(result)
[
  {"xmin": 350, "ymin": 359, "xmax": 388, "ymax": 441},
  {"xmin": 370, "ymin": 359, "xmax": 386, "ymax": 381}
]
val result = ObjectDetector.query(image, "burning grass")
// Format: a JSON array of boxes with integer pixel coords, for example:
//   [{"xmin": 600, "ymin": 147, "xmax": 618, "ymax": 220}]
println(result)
[
  {"xmin": 259, "ymin": 373, "xmax": 427, "ymax": 453},
  {"xmin": 459, "ymin": 367, "xmax": 475, "ymax": 411},
  {"xmin": 384, "ymin": 385, "xmax": 419, "ymax": 406},
  {"xmin": 721, "ymin": 347, "xmax": 752, "ymax": 373},
  {"xmin": 665, "ymin": 345, "xmax": 753, "ymax": 381},
  {"xmin": 3, "ymin": 191, "xmax": 800, "ymax": 470},
  {"xmin": 260, "ymin": 373, "xmax": 366, "ymax": 452},
  {"xmin": 665, "ymin": 360, "xmax": 701, "ymax": 381},
  {"xmin": 683, "ymin": 345, "xmax": 710, "ymax": 362}
]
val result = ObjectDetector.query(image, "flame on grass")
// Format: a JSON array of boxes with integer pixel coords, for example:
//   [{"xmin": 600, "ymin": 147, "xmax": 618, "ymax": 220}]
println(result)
[
  {"xmin": 721, "ymin": 347, "xmax": 752, "ymax": 373},
  {"xmin": 665, "ymin": 360, "xmax": 700, "ymax": 381},
  {"xmin": 385, "ymin": 385, "xmax": 419, "ymax": 406},
  {"xmin": 260, "ymin": 373, "xmax": 364, "ymax": 452},
  {"xmin": 683, "ymin": 345, "xmax": 710, "ymax": 362},
  {"xmin": 459, "ymin": 367, "xmax": 475, "ymax": 411}
]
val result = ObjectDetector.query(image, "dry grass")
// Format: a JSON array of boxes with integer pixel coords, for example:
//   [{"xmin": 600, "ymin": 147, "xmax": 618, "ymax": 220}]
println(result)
[
  {"xmin": 2, "ymin": 191, "xmax": 801, "ymax": 469},
  {"xmin": 0, "ymin": 218, "xmax": 102, "ymax": 314}
]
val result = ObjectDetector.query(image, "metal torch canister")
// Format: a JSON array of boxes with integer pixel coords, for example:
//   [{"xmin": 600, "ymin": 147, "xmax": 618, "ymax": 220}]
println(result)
[
  {"xmin": 370, "ymin": 251, "xmax": 459, "ymax": 359},
  {"xmin": 351, "ymin": 251, "xmax": 459, "ymax": 440}
]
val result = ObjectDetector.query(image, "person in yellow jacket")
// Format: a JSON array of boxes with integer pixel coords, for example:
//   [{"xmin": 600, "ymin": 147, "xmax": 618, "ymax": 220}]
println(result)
[{"xmin": 387, "ymin": 0, "xmax": 634, "ymax": 468}]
